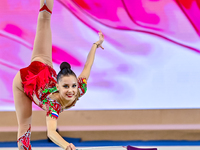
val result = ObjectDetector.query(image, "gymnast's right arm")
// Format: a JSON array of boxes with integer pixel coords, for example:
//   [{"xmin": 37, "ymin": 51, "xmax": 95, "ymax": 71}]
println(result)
[{"xmin": 46, "ymin": 116, "xmax": 76, "ymax": 150}]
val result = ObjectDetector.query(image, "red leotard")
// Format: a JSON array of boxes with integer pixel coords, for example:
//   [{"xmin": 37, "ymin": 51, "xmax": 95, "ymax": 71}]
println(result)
[{"xmin": 20, "ymin": 61, "xmax": 87, "ymax": 119}]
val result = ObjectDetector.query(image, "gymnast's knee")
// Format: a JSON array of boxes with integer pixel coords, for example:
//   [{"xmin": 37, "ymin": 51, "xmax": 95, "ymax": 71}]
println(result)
[{"xmin": 38, "ymin": 11, "xmax": 52, "ymax": 20}]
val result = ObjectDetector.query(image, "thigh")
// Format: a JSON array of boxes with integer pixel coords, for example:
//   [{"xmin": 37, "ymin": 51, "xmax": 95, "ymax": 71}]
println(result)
[
  {"xmin": 13, "ymin": 72, "xmax": 32, "ymax": 138},
  {"xmin": 31, "ymin": 12, "xmax": 53, "ymax": 67}
]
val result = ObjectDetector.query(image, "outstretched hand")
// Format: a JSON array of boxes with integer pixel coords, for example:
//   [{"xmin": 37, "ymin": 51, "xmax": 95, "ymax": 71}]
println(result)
[
  {"xmin": 65, "ymin": 143, "xmax": 76, "ymax": 150},
  {"xmin": 96, "ymin": 30, "xmax": 104, "ymax": 50}
]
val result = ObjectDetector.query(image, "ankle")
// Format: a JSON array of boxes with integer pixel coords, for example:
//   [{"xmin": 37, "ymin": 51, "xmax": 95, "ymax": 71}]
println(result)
[{"xmin": 40, "ymin": 0, "xmax": 54, "ymax": 12}]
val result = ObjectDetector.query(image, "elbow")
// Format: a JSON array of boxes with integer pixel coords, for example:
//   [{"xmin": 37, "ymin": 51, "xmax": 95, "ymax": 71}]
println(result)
[
  {"xmin": 47, "ymin": 131, "xmax": 51, "ymax": 139},
  {"xmin": 47, "ymin": 130, "xmax": 54, "ymax": 139}
]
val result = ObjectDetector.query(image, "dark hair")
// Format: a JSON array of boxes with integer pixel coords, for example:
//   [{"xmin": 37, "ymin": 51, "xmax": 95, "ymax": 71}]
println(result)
[{"xmin": 57, "ymin": 62, "xmax": 77, "ymax": 82}]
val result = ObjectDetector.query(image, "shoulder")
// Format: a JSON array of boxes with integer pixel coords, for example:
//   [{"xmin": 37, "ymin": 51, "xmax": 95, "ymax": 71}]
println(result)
[
  {"xmin": 78, "ymin": 77, "xmax": 87, "ymax": 97},
  {"xmin": 46, "ymin": 98, "xmax": 63, "ymax": 119}
]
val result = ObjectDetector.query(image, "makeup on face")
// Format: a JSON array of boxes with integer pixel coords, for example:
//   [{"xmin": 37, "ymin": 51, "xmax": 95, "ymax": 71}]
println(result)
[{"xmin": 57, "ymin": 75, "xmax": 78, "ymax": 101}]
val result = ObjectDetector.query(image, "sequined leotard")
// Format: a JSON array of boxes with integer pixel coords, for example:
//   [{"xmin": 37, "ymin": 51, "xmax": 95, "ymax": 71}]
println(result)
[{"xmin": 20, "ymin": 61, "xmax": 87, "ymax": 119}]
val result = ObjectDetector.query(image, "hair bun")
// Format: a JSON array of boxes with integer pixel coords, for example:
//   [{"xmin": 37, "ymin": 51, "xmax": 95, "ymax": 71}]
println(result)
[{"xmin": 60, "ymin": 62, "xmax": 71, "ymax": 71}]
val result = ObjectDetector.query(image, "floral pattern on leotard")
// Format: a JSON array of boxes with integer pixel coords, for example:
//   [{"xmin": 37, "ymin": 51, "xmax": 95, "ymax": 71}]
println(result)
[
  {"xmin": 38, "ymin": 78, "xmax": 88, "ymax": 119},
  {"xmin": 78, "ymin": 77, "xmax": 87, "ymax": 97},
  {"xmin": 39, "ymin": 87, "xmax": 63, "ymax": 119},
  {"xmin": 42, "ymin": 86, "xmax": 57, "ymax": 94}
]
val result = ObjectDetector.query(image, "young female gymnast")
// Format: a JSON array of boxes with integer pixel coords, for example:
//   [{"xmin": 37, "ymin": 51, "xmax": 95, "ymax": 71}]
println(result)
[{"xmin": 12, "ymin": 0, "xmax": 104, "ymax": 149}]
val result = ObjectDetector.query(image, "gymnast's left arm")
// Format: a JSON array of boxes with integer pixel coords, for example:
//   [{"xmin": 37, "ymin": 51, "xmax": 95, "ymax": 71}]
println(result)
[{"xmin": 78, "ymin": 30, "xmax": 105, "ymax": 80}]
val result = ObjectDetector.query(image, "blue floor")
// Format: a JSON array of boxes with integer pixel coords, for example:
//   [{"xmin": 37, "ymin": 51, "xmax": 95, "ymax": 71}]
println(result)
[{"xmin": 1, "ymin": 137, "xmax": 200, "ymax": 147}]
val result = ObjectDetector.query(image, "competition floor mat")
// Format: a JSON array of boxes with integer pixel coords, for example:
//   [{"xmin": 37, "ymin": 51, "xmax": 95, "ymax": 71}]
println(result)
[{"xmin": 1, "ymin": 146, "xmax": 200, "ymax": 150}]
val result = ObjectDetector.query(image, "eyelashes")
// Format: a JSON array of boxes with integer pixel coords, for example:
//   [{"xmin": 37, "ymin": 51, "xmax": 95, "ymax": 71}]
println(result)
[
  {"xmin": 63, "ymin": 84, "xmax": 77, "ymax": 88},
  {"xmin": 63, "ymin": 85, "xmax": 69, "ymax": 88},
  {"xmin": 72, "ymin": 84, "xmax": 77, "ymax": 88}
]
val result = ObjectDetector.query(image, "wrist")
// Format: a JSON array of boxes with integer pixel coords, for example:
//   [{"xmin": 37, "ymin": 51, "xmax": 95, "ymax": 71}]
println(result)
[
  {"xmin": 93, "ymin": 42, "xmax": 99, "ymax": 48},
  {"xmin": 95, "ymin": 41, "xmax": 101, "ymax": 45}
]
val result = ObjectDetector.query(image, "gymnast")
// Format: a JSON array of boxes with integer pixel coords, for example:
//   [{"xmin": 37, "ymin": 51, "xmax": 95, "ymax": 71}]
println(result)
[{"xmin": 12, "ymin": 0, "xmax": 104, "ymax": 149}]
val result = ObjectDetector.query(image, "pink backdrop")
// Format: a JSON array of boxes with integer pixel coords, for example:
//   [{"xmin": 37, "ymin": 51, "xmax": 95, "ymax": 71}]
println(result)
[{"xmin": 0, "ymin": 0, "xmax": 200, "ymax": 111}]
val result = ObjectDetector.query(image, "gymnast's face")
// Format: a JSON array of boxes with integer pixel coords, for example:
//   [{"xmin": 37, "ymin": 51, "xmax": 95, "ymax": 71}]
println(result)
[{"xmin": 56, "ymin": 75, "xmax": 78, "ymax": 102}]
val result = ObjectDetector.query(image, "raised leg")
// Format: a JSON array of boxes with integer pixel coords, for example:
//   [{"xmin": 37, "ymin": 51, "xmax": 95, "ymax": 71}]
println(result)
[
  {"xmin": 13, "ymin": 72, "xmax": 32, "ymax": 150},
  {"xmin": 31, "ymin": 0, "xmax": 54, "ymax": 67}
]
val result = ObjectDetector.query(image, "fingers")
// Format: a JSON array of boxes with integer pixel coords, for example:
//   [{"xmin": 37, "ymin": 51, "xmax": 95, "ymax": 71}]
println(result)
[
  {"xmin": 69, "ymin": 143, "xmax": 76, "ymax": 150},
  {"xmin": 66, "ymin": 146, "xmax": 71, "ymax": 150},
  {"xmin": 98, "ymin": 30, "xmax": 104, "ymax": 38},
  {"xmin": 66, "ymin": 143, "xmax": 76, "ymax": 150},
  {"xmin": 98, "ymin": 30, "xmax": 104, "ymax": 50},
  {"xmin": 100, "ymin": 45, "xmax": 104, "ymax": 50}
]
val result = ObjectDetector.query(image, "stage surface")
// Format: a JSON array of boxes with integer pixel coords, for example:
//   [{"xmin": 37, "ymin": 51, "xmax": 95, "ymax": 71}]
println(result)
[{"xmin": 1, "ymin": 146, "xmax": 200, "ymax": 150}]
